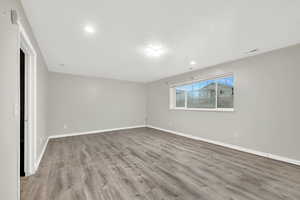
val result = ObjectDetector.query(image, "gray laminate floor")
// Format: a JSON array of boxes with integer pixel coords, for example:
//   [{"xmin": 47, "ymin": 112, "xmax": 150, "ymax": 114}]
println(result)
[{"xmin": 21, "ymin": 127, "xmax": 300, "ymax": 200}]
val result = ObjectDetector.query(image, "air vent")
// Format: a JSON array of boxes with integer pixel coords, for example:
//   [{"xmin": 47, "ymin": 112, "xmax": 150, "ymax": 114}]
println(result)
[{"xmin": 246, "ymin": 49, "xmax": 259, "ymax": 54}]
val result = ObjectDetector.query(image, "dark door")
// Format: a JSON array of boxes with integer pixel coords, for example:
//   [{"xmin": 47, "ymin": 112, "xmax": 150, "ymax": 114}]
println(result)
[{"xmin": 20, "ymin": 49, "xmax": 25, "ymax": 177}]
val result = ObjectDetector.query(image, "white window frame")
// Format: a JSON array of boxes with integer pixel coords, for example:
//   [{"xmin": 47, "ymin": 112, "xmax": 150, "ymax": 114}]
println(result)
[{"xmin": 169, "ymin": 74, "xmax": 234, "ymax": 112}]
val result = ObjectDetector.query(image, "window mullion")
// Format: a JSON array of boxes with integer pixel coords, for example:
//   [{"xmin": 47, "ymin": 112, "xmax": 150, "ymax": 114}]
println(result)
[
  {"xmin": 215, "ymin": 81, "xmax": 218, "ymax": 109},
  {"xmin": 184, "ymin": 90, "xmax": 187, "ymax": 108}
]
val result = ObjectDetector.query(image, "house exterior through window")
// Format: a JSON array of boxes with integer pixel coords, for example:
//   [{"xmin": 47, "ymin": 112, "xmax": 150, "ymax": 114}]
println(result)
[{"xmin": 170, "ymin": 75, "xmax": 234, "ymax": 112}]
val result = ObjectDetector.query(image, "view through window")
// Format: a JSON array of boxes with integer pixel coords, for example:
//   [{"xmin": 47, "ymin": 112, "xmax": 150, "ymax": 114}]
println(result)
[{"xmin": 173, "ymin": 76, "xmax": 234, "ymax": 110}]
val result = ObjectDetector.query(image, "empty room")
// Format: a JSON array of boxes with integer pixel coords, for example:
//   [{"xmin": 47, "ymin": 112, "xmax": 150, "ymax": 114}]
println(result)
[{"xmin": 1, "ymin": 0, "xmax": 300, "ymax": 199}]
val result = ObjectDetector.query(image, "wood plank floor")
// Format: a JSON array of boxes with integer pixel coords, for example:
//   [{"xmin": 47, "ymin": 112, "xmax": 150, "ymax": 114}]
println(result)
[{"xmin": 21, "ymin": 127, "xmax": 300, "ymax": 200}]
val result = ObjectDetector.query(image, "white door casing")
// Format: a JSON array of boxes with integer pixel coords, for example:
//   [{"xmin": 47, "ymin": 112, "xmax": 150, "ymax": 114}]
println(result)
[{"xmin": 19, "ymin": 22, "xmax": 37, "ymax": 176}]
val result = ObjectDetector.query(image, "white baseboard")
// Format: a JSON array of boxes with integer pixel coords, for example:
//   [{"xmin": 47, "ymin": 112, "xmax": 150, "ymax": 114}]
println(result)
[
  {"xmin": 48, "ymin": 125, "xmax": 146, "ymax": 139},
  {"xmin": 147, "ymin": 125, "xmax": 300, "ymax": 166},
  {"xmin": 34, "ymin": 137, "xmax": 49, "ymax": 173}
]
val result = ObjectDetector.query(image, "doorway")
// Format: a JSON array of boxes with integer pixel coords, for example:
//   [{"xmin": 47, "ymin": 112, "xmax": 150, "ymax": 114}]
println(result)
[
  {"xmin": 19, "ymin": 23, "xmax": 37, "ymax": 177},
  {"xmin": 20, "ymin": 49, "xmax": 26, "ymax": 177}
]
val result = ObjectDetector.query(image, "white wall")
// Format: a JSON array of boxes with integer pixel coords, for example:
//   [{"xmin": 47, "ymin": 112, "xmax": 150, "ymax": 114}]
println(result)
[
  {"xmin": 0, "ymin": 0, "xmax": 49, "ymax": 199},
  {"xmin": 147, "ymin": 44, "xmax": 300, "ymax": 161},
  {"xmin": 0, "ymin": 2, "xmax": 19, "ymax": 199},
  {"xmin": 47, "ymin": 72, "xmax": 147, "ymax": 136}
]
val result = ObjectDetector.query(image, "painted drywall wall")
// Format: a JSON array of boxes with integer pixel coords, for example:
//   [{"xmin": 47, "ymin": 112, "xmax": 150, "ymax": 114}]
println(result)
[
  {"xmin": 0, "ymin": 0, "xmax": 49, "ymax": 199},
  {"xmin": 48, "ymin": 72, "xmax": 147, "ymax": 136},
  {"xmin": 0, "ymin": 2, "xmax": 19, "ymax": 199},
  {"xmin": 147, "ymin": 44, "xmax": 300, "ymax": 161}
]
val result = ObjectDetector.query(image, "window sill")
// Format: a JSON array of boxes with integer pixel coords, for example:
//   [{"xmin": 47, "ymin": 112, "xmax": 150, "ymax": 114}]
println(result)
[{"xmin": 170, "ymin": 107, "xmax": 234, "ymax": 112}]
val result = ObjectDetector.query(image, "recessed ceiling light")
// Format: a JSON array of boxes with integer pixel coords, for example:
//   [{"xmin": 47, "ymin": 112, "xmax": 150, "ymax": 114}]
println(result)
[
  {"xmin": 84, "ymin": 25, "xmax": 95, "ymax": 34},
  {"xmin": 144, "ymin": 44, "xmax": 167, "ymax": 58},
  {"xmin": 190, "ymin": 60, "xmax": 196, "ymax": 65}
]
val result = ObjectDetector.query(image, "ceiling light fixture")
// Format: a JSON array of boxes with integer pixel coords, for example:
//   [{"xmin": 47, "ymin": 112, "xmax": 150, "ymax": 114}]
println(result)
[
  {"xmin": 84, "ymin": 25, "xmax": 95, "ymax": 34},
  {"xmin": 190, "ymin": 60, "xmax": 196, "ymax": 65},
  {"xmin": 144, "ymin": 44, "xmax": 167, "ymax": 58}
]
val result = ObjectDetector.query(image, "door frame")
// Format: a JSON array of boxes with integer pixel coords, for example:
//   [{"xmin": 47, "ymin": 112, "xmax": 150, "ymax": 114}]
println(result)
[{"xmin": 19, "ymin": 22, "xmax": 37, "ymax": 176}]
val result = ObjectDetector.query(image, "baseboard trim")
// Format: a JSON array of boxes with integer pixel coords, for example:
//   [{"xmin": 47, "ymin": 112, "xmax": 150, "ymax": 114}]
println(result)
[
  {"xmin": 48, "ymin": 125, "xmax": 146, "ymax": 139},
  {"xmin": 147, "ymin": 125, "xmax": 300, "ymax": 166},
  {"xmin": 34, "ymin": 137, "xmax": 49, "ymax": 173}
]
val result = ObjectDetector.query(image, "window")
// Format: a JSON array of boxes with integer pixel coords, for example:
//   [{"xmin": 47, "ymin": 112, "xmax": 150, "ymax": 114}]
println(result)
[
  {"xmin": 176, "ymin": 89, "xmax": 185, "ymax": 107},
  {"xmin": 170, "ymin": 75, "xmax": 234, "ymax": 111}
]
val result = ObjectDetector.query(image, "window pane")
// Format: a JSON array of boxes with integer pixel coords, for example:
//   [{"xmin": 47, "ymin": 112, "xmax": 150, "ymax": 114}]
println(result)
[
  {"xmin": 176, "ymin": 89, "xmax": 185, "ymax": 107},
  {"xmin": 217, "ymin": 76, "xmax": 234, "ymax": 108},
  {"xmin": 187, "ymin": 80, "xmax": 216, "ymax": 108}
]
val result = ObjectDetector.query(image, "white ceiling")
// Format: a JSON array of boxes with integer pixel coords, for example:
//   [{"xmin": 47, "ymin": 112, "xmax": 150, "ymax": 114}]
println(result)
[{"xmin": 22, "ymin": 0, "xmax": 300, "ymax": 82}]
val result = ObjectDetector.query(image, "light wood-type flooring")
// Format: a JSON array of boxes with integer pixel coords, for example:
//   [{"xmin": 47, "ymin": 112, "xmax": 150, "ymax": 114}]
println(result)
[{"xmin": 21, "ymin": 127, "xmax": 300, "ymax": 200}]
